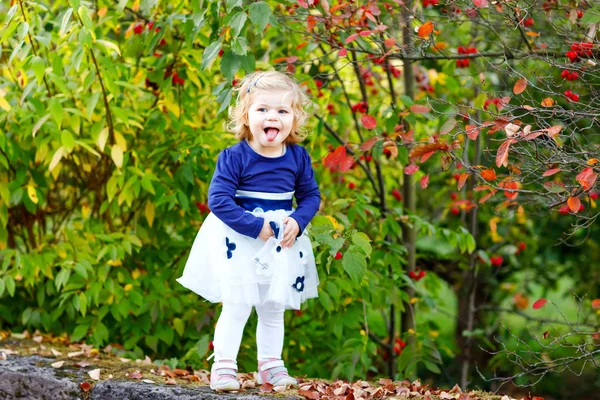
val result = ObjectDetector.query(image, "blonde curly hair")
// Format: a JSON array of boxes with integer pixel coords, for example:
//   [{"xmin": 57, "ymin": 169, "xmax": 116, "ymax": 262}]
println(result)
[{"xmin": 227, "ymin": 71, "xmax": 312, "ymax": 144}]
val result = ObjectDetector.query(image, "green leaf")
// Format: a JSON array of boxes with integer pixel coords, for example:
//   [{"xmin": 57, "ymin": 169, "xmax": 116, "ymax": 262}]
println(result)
[
  {"xmin": 319, "ymin": 290, "xmax": 333, "ymax": 311},
  {"xmin": 79, "ymin": 293, "xmax": 87, "ymax": 316},
  {"xmin": 49, "ymin": 99, "xmax": 63, "ymax": 128},
  {"xmin": 249, "ymin": 2, "xmax": 272, "ymax": 31},
  {"xmin": 226, "ymin": 0, "xmax": 243, "ymax": 12},
  {"xmin": 74, "ymin": 263, "xmax": 88, "ymax": 279},
  {"xmin": 55, "ymin": 268, "xmax": 71, "ymax": 291},
  {"xmin": 5, "ymin": 276, "xmax": 15, "ymax": 297},
  {"xmin": 173, "ymin": 318, "xmax": 185, "ymax": 336},
  {"xmin": 229, "ymin": 11, "xmax": 247, "ymax": 39},
  {"xmin": 86, "ymin": 92, "xmax": 100, "ymax": 121},
  {"xmin": 31, "ymin": 56, "xmax": 46, "ymax": 85},
  {"xmin": 220, "ymin": 50, "xmax": 241, "ymax": 82},
  {"xmin": 145, "ymin": 335, "xmax": 158, "ymax": 352},
  {"xmin": 60, "ymin": 8, "xmax": 73, "ymax": 36},
  {"xmin": 201, "ymin": 41, "xmax": 221, "ymax": 71},
  {"xmin": 581, "ymin": 9, "xmax": 600, "ymax": 24},
  {"xmin": 0, "ymin": 277, "xmax": 5, "ymax": 297},
  {"xmin": 424, "ymin": 360, "xmax": 441, "ymax": 374},
  {"xmin": 240, "ymin": 53, "xmax": 256, "ymax": 73},
  {"xmin": 78, "ymin": 5, "xmax": 92, "ymax": 31},
  {"xmin": 341, "ymin": 246, "xmax": 367, "ymax": 284},
  {"xmin": 352, "ymin": 232, "xmax": 372, "ymax": 256},
  {"xmin": 71, "ymin": 324, "xmax": 89, "ymax": 342},
  {"xmin": 32, "ymin": 114, "xmax": 50, "ymax": 137},
  {"xmin": 61, "ymin": 130, "xmax": 75, "ymax": 152}
]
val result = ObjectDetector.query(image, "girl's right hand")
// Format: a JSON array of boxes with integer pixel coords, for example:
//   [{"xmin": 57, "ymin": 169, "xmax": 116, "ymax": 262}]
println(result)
[{"xmin": 258, "ymin": 220, "xmax": 274, "ymax": 241}]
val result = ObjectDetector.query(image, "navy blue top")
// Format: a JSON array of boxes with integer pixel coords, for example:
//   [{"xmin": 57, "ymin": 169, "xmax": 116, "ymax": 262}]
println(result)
[{"xmin": 208, "ymin": 140, "xmax": 321, "ymax": 239}]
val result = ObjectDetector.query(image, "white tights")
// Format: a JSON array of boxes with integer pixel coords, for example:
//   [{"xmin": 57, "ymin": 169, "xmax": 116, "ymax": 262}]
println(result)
[{"xmin": 212, "ymin": 285, "xmax": 285, "ymax": 362}]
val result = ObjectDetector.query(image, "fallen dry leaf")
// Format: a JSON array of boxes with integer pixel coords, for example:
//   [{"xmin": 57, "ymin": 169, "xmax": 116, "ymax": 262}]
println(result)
[
  {"xmin": 127, "ymin": 370, "xmax": 143, "ymax": 379},
  {"xmin": 68, "ymin": 350, "xmax": 85, "ymax": 358},
  {"xmin": 79, "ymin": 382, "xmax": 92, "ymax": 392},
  {"xmin": 51, "ymin": 361, "xmax": 65, "ymax": 368},
  {"xmin": 172, "ymin": 368, "xmax": 189, "ymax": 376},
  {"xmin": 51, "ymin": 348, "xmax": 63, "ymax": 357},
  {"xmin": 260, "ymin": 382, "xmax": 274, "ymax": 393},
  {"xmin": 88, "ymin": 368, "xmax": 101, "ymax": 381},
  {"xmin": 142, "ymin": 379, "xmax": 156, "ymax": 384},
  {"xmin": 33, "ymin": 336, "xmax": 43, "ymax": 343},
  {"xmin": 298, "ymin": 388, "xmax": 320, "ymax": 399},
  {"xmin": 165, "ymin": 378, "xmax": 177, "ymax": 385},
  {"xmin": 119, "ymin": 357, "xmax": 131, "ymax": 363}
]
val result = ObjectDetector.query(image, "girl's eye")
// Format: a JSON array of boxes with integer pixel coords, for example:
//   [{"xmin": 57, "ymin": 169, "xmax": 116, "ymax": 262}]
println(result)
[
  {"xmin": 279, "ymin": 110, "xmax": 288, "ymax": 114},
  {"xmin": 258, "ymin": 108, "xmax": 266, "ymax": 112}
]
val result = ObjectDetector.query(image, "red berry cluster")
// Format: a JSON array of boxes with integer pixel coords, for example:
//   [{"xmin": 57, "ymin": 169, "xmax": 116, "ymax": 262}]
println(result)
[
  {"xmin": 389, "ymin": 66, "xmax": 402, "ymax": 78},
  {"xmin": 334, "ymin": 251, "xmax": 343, "ymax": 260},
  {"xmin": 560, "ymin": 70, "xmax": 579, "ymax": 81},
  {"xmin": 394, "ymin": 338, "xmax": 407, "ymax": 355},
  {"xmin": 566, "ymin": 42, "xmax": 593, "ymax": 62},
  {"xmin": 195, "ymin": 202, "xmax": 210, "ymax": 214},
  {"xmin": 564, "ymin": 89, "xmax": 579, "ymax": 102},
  {"xmin": 348, "ymin": 182, "xmax": 356, "ymax": 189},
  {"xmin": 408, "ymin": 270, "xmax": 426, "ymax": 281},
  {"xmin": 591, "ymin": 192, "xmax": 599, "ymax": 201},
  {"xmin": 456, "ymin": 46, "xmax": 477, "ymax": 68},
  {"xmin": 133, "ymin": 21, "xmax": 161, "ymax": 35},
  {"xmin": 351, "ymin": 101, "xmax": 368, "ymax": 113},
  {"xmin": 167, "ymin": 71, "xmax": 184, "ymax": 86},
  {"xmin": 422, "ymin": 0, "xmax": 438, "ymax": 7},
  {"xmin": 327, "ymin": 103, "xmax": 336, "ymax": 115},
  {"xmin": 490, "ymin": 255, "xmax": 503, "ymax": 267}
]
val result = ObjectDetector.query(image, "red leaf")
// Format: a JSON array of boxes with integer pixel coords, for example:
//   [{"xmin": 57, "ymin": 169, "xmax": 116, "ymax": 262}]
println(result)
[
  {"xmin": 410, "ymin": 104, "xmax": 431, "ymax": 114},
  {"xmin": 420, "ymin": 151, "xmax": 435, "ymax": 163},
  {"xmin": 495, "ymin": 139, "xmax": 514, "ymax": 168},
  {"xmin": 345, "ymin": 33, "xmax": 358, "ymax": 44},
  {"xmin": 473, "ymin": 0, "xmax": 489, "ymax": 8},
  {"xmin": 479, "ymin": 191, "xmax": 495, "ymax": 204},
  {"xmin": 418, "ymin": 21, "xmax": 434, "ymax": 38},
  {"xmin": 359, "ymin": 30, "xmax": 372, "ymax": 37},
  {"xmin": 576, "ymin": 167, "xmax": 597, "ymax": 191},
  {"xmin": 323, "ymin": 146, "xmax": 353, "ymax": 172},
  {"xmin": 481, "ymin": 169, "xmax": 497, "ymax": 181},
  {"xmin": 592, "ymin": 299, "xmax": 600, "ymax": 309},
  {"xmin": 297, "ymin": 0, "xmax": 309, "ymax": 8},
  {"xmin": 260, "ymin": 383, "xmax": 274, "ymax": 393},
  {"xmin": 80, "ymin": 382, "xmax": 92, "ymax": 392},
  {"xmin": 360, "ymin": 137, "xmax": 381, "ymax": 151},
  {"xmin": 542, "ymin": 330, "xmax": 549, "ymax": 339},
  {"xmin": 542, "ymin": 168, "xmax": 561, "ymax": 177},
  {"xmin": 361, "ymin": 115, "xmax": 377, "ymax": 130},
  {"xmin": 287, "ymin": 56, "xmax": 298, "ymax": 63},
  {"xmin": 457, "ymin": 173, "xmax": 470, "ymax": 190},
  {"xmin": 338, "ymin": 47, "xmax": 348, "ymax": 57},
  {"xmin": 465, "ymin": 125, "xmax": 479, "ymax": 140},
  {"xmin": 567, "ymin": 196, "xmax": 581, "ymax": 213},
  {"xmin": 338, "ymin": 155, "xmax": 354, "ymax": 172},
  {"xmin": 384, "ymin": 38, "xmax": 396, "ymax": 47},
  {"xmin": 420, "ymin": 174, "xmax": 430, "ymax": 189},
  {"xmin": 404, "ymin": 164, "xmax": 419, "ymax": 175},
  {"xmin": 500, "ymin": 180, "xmax": 519, "ymax": 200},
  {"xmin": 299, "ymin": 389, "xmax": 320, "ymax": 400},
  {"xmin": 532, "ymin": 298, "xmax": 547, "ymax": 309}
]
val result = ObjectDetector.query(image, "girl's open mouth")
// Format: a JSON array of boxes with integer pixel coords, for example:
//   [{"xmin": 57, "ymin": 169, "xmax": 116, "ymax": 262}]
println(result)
[{"xmin": 265, "ymin": 128, "xmax": 280, "ymax": 142}]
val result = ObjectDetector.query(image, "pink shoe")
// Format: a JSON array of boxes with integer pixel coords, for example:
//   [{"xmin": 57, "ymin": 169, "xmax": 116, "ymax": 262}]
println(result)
[
  {"xmin": 210, "ymin": 359, "xmax": 240, "ymax": 391},
  {"xmin": 256, "ymin": 359, "xmax": 297, "ymax": 387}
]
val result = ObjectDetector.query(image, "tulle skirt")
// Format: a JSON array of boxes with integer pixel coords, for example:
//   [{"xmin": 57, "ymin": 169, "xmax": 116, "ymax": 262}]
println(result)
[{"xmin": 176, "ymin": 209, "xmax": 319, "ymax": 310}]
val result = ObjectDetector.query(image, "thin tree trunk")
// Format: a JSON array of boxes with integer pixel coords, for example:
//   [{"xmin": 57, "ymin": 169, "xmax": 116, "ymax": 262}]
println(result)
[{"xmin": 400, "ymin": 0, "xmax": 416, "ymax": 361}]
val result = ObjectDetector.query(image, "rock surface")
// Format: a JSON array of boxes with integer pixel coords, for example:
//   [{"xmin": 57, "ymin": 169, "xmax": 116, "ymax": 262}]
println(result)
[{"xmin": 0, "ymin": 354, "xmax": 294, "ymax": 400}]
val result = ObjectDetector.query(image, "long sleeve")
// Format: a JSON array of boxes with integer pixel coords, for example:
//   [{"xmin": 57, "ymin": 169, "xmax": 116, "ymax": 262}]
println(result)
[
  {"xmin": 208, "ymin": 150, "xmax": 264, "ymax": 239},
  {"xmin": 290, "ymin": 147, "xmax": 321, "ymax": 234}
]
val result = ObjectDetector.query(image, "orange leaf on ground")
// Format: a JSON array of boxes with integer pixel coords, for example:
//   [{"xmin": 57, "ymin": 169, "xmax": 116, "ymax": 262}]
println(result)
[
  {"xmin": 361, "ymin": 115, "xmax": 377, "ymax": 129},
  {"xmin": 298, "ymin": 389, "xmax": 320, "ymax": 400},
  {"xmin": 513, "ymin": 78, "xmax": 528, "ymax": 94},
  {"xmin": 481, "ymin": 169, "xmax": 497, "ymax": 181},
  {"xmin": 567, "ymin": 196, "xmax": 581, "ymax": 213},
  {"xmin": 542, "ymin": 168, "xmax": 561, "ymax": 177},
  {"xmin": 418, "ymin": 21, "xmax": 434, "ymax": 37},
  {"xmin": 532, "ymin": 298, "xmax": 547, "ymax": 309}
]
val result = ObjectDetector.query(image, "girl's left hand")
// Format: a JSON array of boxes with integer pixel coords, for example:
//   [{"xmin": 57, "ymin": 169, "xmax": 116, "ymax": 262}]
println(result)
[{"xmin": 281, "ymin": 217, "xmax": 300, "ymax": 248}]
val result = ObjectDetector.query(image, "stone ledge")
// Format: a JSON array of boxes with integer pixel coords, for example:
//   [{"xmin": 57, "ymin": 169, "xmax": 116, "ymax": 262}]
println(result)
[{"xmin": 0, "ymin": 355, "xmax": 295, "ymax": 400}]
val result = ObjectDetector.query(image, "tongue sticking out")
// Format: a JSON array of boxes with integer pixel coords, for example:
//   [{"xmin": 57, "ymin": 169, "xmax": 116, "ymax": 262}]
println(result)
[{"xmin": 265, "ymin": 128, "xmax": 279, "ymax": 142}]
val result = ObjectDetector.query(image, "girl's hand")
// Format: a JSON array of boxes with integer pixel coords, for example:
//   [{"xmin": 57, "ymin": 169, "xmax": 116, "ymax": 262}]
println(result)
[
  {"xmin": 258, "ymin": 220, "xmax": 274, "ymax": 242},
  {"xmin": 281, "ymin": 217, "xmax": 300, "ymax": 248}
]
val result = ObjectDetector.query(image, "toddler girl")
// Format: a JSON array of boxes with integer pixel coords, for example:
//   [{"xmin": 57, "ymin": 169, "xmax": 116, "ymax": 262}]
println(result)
[{"xmin": 177, "ymin": 71, "xmax": 321, "ymax": 391}]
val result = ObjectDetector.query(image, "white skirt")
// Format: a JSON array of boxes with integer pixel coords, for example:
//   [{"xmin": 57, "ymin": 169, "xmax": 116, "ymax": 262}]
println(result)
[{"xmin": 176, "ymin": 209, "xmax": 319, "ymax": 310}]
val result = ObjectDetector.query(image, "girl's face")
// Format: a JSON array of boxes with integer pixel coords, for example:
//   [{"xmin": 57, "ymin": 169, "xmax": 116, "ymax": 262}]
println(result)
[{"xmin": 246, "ymin": 89, "xmax": 295, "ymax": 157}]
